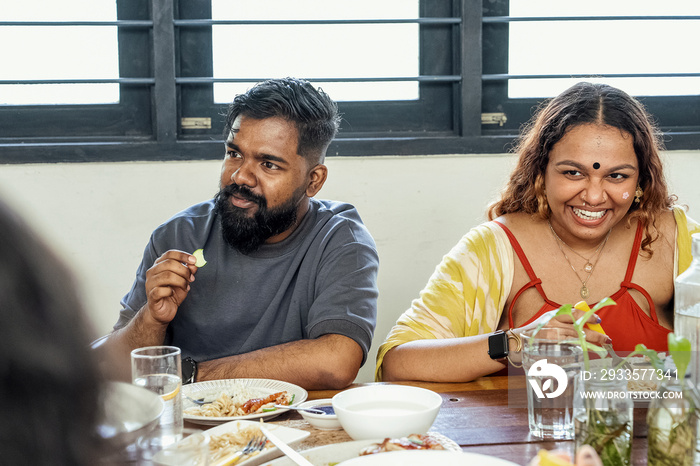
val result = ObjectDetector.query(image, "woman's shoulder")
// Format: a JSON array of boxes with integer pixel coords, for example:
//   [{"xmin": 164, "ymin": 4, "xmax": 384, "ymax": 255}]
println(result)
[
  {"xmin": 489, "ymin": 212, "xmax": 548, "ymax": 244},
  {"xmin": 491, "ymin": 212, "xmax": 540, "ymax": 229},
  {"xmin": 671, "ymin": 205, "xmax": 700, "ymax": 235},
  {"xmin": 458, "ymin": 217, "xmax": 513, "ymax": 249},
  {"xmin": 442, "ymin": 218, "xmax": 515, "ymax": 273},
  {"xmin": 653, "ymin": 208, "xmax": 679, "ymax": 236}
]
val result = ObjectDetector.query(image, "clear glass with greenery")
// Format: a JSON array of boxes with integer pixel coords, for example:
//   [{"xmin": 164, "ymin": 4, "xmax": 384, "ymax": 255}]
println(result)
[
  {"xmin": 534, "ymin": 299, "xmax": 699, "ymax": 465},
  {"xmin": 646, "ymin": 334, "xmax": 697, "ymax": 466},
  {"xmin": 534, "ymin": 298, "xmax": 631, "ymax": 465},
  {"xmin": 574, "ymin": 375, "xmax": 633, "ymax": 466}
]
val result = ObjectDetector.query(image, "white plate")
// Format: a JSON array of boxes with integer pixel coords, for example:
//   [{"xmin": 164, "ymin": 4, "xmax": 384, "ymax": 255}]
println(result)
[
  {"xmin": 182, "ymin": 378, "xmax": 308, "ymax": 425},
  {"xmin": 337, "ymin": 450, "xmax": 518, "ymax": 465},
  {"xmin": 261, "ymin": 435, "xmax": 463, "ymax": 466},
  {"xmin": 261, "ymin": 440, "xmax": 381, "ymax": 466},
  {"xmin": 205, "ymin": 420, "xmax": 310, "ymax": 466}
]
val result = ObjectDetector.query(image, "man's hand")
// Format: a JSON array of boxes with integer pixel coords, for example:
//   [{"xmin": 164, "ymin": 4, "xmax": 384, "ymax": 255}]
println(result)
[
  {"xmin": 95, "ymin": 250, "xmax": 199, "ymax": 369},
  {"xmin": 145, "ymin": 250, "xmax": 198, "ymax": 324}
]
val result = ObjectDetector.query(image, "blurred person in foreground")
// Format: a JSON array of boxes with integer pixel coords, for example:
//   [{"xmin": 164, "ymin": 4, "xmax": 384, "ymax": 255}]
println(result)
[
  {"xmin": 99, "ymin": 77, "xmax": 378, "ymax": 390},
  {"xmin": 377, "ymin": 82, "xmax": 700, "ymax": 382},
  {"xmin": 0, "ymin": 197, "xmax": 103, "ymax": 465}
]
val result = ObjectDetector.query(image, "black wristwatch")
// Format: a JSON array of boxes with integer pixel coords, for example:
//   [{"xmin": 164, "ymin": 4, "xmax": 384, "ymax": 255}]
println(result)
[
  {"xmin": 182, "ymin": 357, "xmax": 198, "ymax": 385},
  {"xmin": 488, "ymin": 330, "xmax": 509, "ymax": 360}
]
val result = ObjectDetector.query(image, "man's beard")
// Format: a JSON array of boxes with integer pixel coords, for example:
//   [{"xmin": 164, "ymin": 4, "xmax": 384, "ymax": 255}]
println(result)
[{"xmin": 214, "ymin": 183, "xmax": 304, "ymax": 254}]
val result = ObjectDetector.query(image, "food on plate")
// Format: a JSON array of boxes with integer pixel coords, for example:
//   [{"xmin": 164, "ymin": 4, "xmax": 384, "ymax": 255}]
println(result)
[
  {"xmin": 192, "ymin": 248, "xmax": 207, "ymax": 267},
  {"xmin": 626, "ymin": 354, "xmax": 667, "ymax": 392},
  {"xmin": 184, "ymin": 388, "xmax": 292, "ymax": 417},
  {"xmin": 208, "ymin": 422, "xmax": 272, "ymax": 462},
  {"xmin": 627, "ymin": 377, "xmax": 658, "ymax": 392},
  {"xmin": 359, "ymin": 434, "xmax": 446, "ymax": 455}
]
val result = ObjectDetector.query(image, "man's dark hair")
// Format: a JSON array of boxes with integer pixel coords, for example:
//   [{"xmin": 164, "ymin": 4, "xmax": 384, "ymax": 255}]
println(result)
[{"xmin": 224, "ymin": 77, "xmax": 341, "ymax": 163}]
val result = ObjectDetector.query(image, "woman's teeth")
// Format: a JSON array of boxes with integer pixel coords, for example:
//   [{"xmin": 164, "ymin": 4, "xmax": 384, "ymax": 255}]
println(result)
[{"xmin": 573, "ymin": 207, "xmax": 605, "ymax": 220}]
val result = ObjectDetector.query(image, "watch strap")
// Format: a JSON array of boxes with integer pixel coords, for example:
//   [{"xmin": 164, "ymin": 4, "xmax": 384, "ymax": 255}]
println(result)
[{"xmin": 182, "ymin": 357, "xmax": 197, "ymax": 385}]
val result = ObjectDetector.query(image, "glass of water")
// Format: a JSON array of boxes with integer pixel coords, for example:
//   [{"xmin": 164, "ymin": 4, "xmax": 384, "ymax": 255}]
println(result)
[
  {"xmin": 521, "ymin": 328, "xmax": 582, "ymax": 440},
  {"xmin": 131, "ymin": 346, "xmax": 183, "ymax": 448}
]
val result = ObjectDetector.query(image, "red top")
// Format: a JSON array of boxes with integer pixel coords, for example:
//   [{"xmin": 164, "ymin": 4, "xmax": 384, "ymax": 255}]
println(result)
[{"xmin": 495, "ymin": 220, "xmax": 670, "ymax": 352}]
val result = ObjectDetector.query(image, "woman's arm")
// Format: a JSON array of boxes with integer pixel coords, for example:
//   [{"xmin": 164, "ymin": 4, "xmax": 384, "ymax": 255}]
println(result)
[
  {"xmin": 381, "ymin": 333, "xmax": 508, "ymax": 382},
  {"xmin": 381, "ymin": 311, "xmax": 608, "ymax": 382},
  {"xmin": 375, "ymin": 223, "xmax": 514, "ymax": 381}
]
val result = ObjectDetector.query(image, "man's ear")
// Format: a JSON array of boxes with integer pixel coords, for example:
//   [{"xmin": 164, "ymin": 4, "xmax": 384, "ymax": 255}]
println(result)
[{"xmin": 306, "ymin": 164, "xmax": 328, "ymax": 197}]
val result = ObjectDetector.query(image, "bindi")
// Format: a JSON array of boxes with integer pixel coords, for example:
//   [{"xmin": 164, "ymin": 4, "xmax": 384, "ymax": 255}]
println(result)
[{"xmin": 593, "ymin": 162, "xmax": 600, "ymax": 170}]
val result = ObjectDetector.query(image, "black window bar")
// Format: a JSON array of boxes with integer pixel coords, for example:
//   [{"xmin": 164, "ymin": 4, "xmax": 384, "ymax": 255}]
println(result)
[
  {"xmin": 480, "ymin": 11, "xmax": 700, "ymax": 149},
  {"xmin": 1, "ymin": 1, "xmax": 698, "ymax": 163}
]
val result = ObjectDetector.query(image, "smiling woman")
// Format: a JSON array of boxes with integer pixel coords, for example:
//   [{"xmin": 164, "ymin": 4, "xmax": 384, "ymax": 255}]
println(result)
[
  {"xmin": 544, "ymin": 124, "xmax": 639, "ymax": 246},
  {"xmin": 375, "ymin": 81, "xmax": 700, "ymax": 384}
]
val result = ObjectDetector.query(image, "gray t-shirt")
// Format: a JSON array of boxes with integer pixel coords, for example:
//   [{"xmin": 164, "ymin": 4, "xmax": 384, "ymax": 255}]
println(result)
[{"xmin": 114, "ymin": 198, "xmax": 379, "ymax": 364}]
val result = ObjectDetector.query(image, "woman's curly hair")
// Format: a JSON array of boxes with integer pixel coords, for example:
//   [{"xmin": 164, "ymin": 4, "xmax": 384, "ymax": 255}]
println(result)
[{"xmin": 487, "ymin": 82, "xmax": 676, "ymax": 254}]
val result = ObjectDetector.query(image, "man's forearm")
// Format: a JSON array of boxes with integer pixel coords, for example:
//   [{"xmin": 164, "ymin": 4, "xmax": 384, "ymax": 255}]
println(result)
[
  {"xmin": 197, "ymin": 334, "xmax": 363, "ymax": 390},
  {"xmin": 97, "ymin": 306, "xmax": 169, "ymax": 367}
]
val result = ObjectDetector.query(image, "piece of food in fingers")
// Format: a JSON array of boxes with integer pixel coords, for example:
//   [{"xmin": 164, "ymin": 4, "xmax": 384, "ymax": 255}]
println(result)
[
  {"xmin": 192, "ymin": 248, "xmax": 207, "ymax": 267},
  {"xmin": 575, "ymin": 300, "xmax": 606, "ymax": 335}
]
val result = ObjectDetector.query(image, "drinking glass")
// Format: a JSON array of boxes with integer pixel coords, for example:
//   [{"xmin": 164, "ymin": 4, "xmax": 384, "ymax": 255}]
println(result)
[
  {"xmin": 574, "ymin": 376, "xmax": 633, "ymax": 466},
  {"xmin": 521, "ymin": 328, "xmax": 583, "ymax": 440},
  {"xmin": 131, "ymin": 346, "xmax": 183, "ymax": 447}
]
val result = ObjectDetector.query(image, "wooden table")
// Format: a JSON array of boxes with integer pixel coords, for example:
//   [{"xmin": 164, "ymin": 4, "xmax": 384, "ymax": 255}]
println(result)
[{"xmin": 260, "ymin": 376, "xmax": 649, "ymax": 466}]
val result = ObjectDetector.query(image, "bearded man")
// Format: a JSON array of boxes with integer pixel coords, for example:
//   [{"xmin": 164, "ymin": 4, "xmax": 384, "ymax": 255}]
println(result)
[{"xmin": 103, "ymin": 78, "xmax": 378, "ymax": 390}]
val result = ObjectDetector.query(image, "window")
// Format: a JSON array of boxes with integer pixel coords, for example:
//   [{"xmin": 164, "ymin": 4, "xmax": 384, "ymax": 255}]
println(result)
[
  {"xmin": 0, "ymin": 1, "xmax": 119, "ymax": 105},
  {"xmin": 508, "ymin": 1, "xmax": 700, "ymax": 98},
  {"xmin": 482, "ymin": 0, "xmax": 700, "ymax": 147},
  {"xmin": 210, "ymin": 0, "xmax": 420, "ymax": 102},
  {"xmin": 176, "ymin": 0, "xmax": 460, "ymax": 153},
  {"xmin": 0, "ymin": 0, "xmax": 698, "ymax": 163},
  {"xmin": 0, "ymin": 0, "xmax": 153, "ymax": 149}
]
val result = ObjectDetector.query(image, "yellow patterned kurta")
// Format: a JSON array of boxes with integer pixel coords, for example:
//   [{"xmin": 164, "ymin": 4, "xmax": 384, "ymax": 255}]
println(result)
[{"xmin": 375, "ymin": 207, "xmax": 700, "ymax": 381}]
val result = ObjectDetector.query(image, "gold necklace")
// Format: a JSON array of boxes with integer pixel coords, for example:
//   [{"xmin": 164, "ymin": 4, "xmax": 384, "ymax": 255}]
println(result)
[
  {"xmin": 548, "ymin": 222, "xmax": 612, "ymax": 299},
  {"xmin": 548, "ymin": 222, "xmax": 609, "ymax": 273}
]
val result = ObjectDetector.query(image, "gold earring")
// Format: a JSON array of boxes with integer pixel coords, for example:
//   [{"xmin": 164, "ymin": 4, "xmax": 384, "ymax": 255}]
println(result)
[{"xmin": 634, "ymin": 185, "xmax": 643, "ymax": 203}]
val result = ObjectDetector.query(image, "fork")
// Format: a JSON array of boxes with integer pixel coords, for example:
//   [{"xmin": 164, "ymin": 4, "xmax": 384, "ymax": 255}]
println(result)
[
  {"xmin": 603, "ymin": 343, "xmax": 632, "ymax": 371},
  {"xmin": 211, "ymin": 435, "xmax": 267, "ymax": 466},
  {"xmin": 183, "ymin": 394, "xmax": 213, "ymax": 405}
]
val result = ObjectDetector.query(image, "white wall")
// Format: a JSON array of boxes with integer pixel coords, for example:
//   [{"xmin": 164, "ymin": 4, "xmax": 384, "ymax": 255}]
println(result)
[{"xmin": 1, "ymin": 151, "xmax": 698, "ymax": 382}]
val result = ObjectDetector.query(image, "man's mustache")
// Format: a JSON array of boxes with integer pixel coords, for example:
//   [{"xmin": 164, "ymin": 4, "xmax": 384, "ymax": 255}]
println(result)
[{"xmin": 220, "ymin": 183, "xmax": 266, "ymax": 207}]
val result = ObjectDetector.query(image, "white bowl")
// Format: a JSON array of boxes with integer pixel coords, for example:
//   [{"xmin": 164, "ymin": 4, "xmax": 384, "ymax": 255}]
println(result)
[
  {"xmin": 297, "ymin": 398, "xmax": 342, "ymax": 430},
  {"xmin": 97, "ymin": 381, "xmax": 164, "ymax": 451},
  {"xmin": 332, "ymin": 385, "xmax": 442, "ymax": 440}
]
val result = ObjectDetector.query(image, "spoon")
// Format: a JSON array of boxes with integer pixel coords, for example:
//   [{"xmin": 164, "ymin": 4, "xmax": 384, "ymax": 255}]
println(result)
[{"xmin": 274, "ymin": 405, "xmax": 326, "ymax": 415}]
